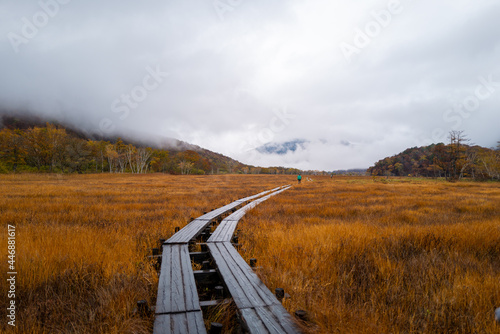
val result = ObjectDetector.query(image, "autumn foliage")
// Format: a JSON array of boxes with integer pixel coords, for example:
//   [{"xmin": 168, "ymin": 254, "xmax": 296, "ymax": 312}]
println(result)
[
  {"xmin": 0, "ymin": 122, "xmax": 302, "ymax": 175},
  {"xmin": 368, "ymin": 142, "xmax": 499, "ymax": 180}
]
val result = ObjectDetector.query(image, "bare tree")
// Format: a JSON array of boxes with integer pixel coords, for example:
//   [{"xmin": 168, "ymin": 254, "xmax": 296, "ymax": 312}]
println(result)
[
  {"xmin": 135, "ymin": 148, "xmax": 152, "ymax": 174},
  {"xmin": 125, "ymin": 145, "xmax": 152, "ymax": 174},
  {"xmin": 178, "ymin": 160, "xmax": 193, "ymax": 175},
  {"xmin": 448, "ymin": 130, "xmax": 470, "ymax": 180},
  {"xmin": 125, "ymin": 145, "xmax": 137, "ymax": 173}
]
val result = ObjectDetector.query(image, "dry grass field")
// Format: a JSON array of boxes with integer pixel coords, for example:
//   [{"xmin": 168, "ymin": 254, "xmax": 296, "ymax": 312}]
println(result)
[
  {"xmin": 1, "ymin": 174, "xmax": 499, "ymax": 333},
  {"xmin": 0, "ymin": 174, "xmax": 287, "ymax": 333},
  {"xmin": 239, "ymin": 176, "xmax": 500, "ymax": 333}
]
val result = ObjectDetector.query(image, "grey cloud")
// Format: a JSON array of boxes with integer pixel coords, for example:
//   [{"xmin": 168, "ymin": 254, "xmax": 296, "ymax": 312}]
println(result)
[{"xmin": 0, "ymin": 0, "xmax": 499, "ymax": 170}]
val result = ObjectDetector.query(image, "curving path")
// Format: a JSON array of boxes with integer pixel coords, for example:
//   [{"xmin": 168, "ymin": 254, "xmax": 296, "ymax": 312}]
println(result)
[{"xmin": 153, "ymin": 185, "xmax": 301, "ymax": 334}]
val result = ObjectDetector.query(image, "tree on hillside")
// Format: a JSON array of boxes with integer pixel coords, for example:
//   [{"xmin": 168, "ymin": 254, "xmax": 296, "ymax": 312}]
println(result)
[
  {"xmin": 125, "ymin": 144, "xmax": 137, "ymax": 173},
  {"xmin": 64, "ymin": 137, "xmax": 90, "ymax": 173},
  {"xmin": 177, "ymin": 150, "xmax": 200, "ymax": 174},
  {"xmin": 46, "ymin": 124, "xmax": 67, "ymax": 171},
  {"xmin": 105, "ymin": 144, "xmax": 118, "ymax": 173},
  {"xmin": 150, "ymin": 149, "xmax": 170, "ymax": 173},
  {"xmin": 22, "ymin": 124, "xmax": 68, "ymax": 171},
  {"xmin": 478, "ymin": 146, "xmax": 500, "ymax": 180},
  {"xmin": 88, "ymin": 140, "xmax": 108, "ymax": 172},
  {"xmin": 199, "ymin": 158, "xmax": 212, "ymax": 174},
  {"xmin": 227, "ymin": 160, "xmax": 238, "ymax": 174},
  {"xmin": 23, "ymin": 127, "xmax": 49, "ymax": 170},
  {"xmin": 135, "ymin": 147, "xmax": 153, "ymax": 173},
  {"xmin": 178, "ymin": 160, "xmax": 194, "ymax": 175},
  {"xmin": 0, "ymin": 128, "xmax": 26, "ymax": 171},
  {"xmin": 432, "ymin": 143, "xmax": 449, "ymax": 178},
  {"xmin": 115, "ymin": 138, "xmax": 128, "ymax": 173},
  {"xmin": 448, "ymin": 130, "xmax": 470, "ymax": 180}
]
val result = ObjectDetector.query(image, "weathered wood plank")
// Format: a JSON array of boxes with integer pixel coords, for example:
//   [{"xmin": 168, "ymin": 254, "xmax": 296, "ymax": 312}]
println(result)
[
  {"xmin": 236, "ymin": 186, "xmax": 282, "ymax": 203},
  {"xmin": 153, "ymin": 311, "xmax": 207, "ymax": 334},
  {"xmin": 196, "ymin": 201, "xmax": 241, "ymax": 221},
  {"xmin": 207, "ymin": 242, "xmax": 280, "ymax": 309},
  {"xmin": 208, "ymin": 186, "xmax": 291, "ymax": 243},
  {"xmin": 240, "ymin": 305, "xmax": 299, "ymax": 334},
  {"xmin": 263, "ymin": 305, "xmax": 300, "ymax": 333},
  {"xmin": 166, "ymin": 186, "xmax": 289, "ymax": 244},
  {"xmin": 155, "ymin": 244, "xmax": 201, "ymax": 314},
  {"xmin": 165, "ymin": 219, "xmax": 212, "ymax": 244},
  {"xmin": 207, "ymin": 220, "xmax": 239, "ymax": 243}
]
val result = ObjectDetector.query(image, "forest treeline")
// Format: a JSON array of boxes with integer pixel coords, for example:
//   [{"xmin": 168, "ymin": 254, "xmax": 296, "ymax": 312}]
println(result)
[
  {"xmin": 0, "ymin": 123, "xmax": 302, "ymax": 175},
  {"xmin": 368, "ymin": 132, "xmax": 499, "ymax": 180}
]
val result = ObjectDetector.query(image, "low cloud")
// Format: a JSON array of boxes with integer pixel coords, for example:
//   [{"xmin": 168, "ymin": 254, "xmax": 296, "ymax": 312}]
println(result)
[{"xmin": 1, "ymin": 0, "xmax": 499, "ymax": 170}]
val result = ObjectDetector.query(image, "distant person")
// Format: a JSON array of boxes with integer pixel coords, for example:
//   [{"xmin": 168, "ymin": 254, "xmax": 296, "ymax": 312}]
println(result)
[{"xmin": 297, "ymin": 174, "xmax": 302, "ymax": 184}]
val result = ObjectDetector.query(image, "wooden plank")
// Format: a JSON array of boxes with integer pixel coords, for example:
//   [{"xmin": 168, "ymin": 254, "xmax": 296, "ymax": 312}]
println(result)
[
  {"xmin": 207, "ymin": 220, "xmax": 239, "ymax": 243},
  {"xmin": 153, "ymin": 311, "xmax": 207, "ymax": 334},
  {"xmin": 199, "ymin": 298, "xmax": 231, "ymax": 308},
  {"xmin": 240, "ymin": 306, "xmax": 300, "ymax": 334},
  {"xmin": 208, "ymin": 186, "xmax": 292, "ymax": 243},
  {"xmin": 264, "ymin": 305, "xmax": 300, "ymax": 334},
  {"xmin": 236, "ymin": 186, "xmax": 281, "ymax": 203},
  {"xmin": 196, "ymin": 201, "xmax": 241, "ymax": 220},
  {"xmin": 155, "ymin": 245, "xmax": 201, "ymax": 314},
  {"xmin": 166, "ymin": 186, "xmax": 290, "ymax": 244},
  {"xmin": 209, "ymin": 243, "xmax": 301, "ymax": 333},
  {"xmin": 207, "ymin": 242, "xmax": 280, "ymax": 309},
  {"xmin": 165, "ymin": 219, "xmax": 212, "ymax": 244}
]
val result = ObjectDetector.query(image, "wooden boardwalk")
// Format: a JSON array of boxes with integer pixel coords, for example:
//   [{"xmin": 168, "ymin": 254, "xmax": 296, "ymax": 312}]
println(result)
[
  {"xmin": 165, "ymin": 187, "xmax": 284, "ymax": 244},
  {"xmin": 207, "ymin": 185, "xmax": 299, "ymax": 333},
  {"xmin": 153, "ymin": 185, "xmax": 299, "ymax": 334},
  {"xmin": 208, "ymin": 186, "xmax": 291, "ymax": 243}
]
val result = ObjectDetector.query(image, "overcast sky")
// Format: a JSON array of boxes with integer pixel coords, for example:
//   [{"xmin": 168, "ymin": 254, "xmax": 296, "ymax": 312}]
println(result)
[{"xmin": 1, "ymin": 0, "xmax": 499, "ymax": 170}]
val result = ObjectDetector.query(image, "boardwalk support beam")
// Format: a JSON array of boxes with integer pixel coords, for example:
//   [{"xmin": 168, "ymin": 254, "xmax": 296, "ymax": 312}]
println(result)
[{"xmin": 294, "ymin": 310, "xmax": 308, "ymax": 322}]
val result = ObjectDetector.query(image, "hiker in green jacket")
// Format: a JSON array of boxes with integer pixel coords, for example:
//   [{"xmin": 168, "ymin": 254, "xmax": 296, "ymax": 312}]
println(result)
[{"xmin": 297, "ymin": 174, "xmax": 302, "ymax": 184}]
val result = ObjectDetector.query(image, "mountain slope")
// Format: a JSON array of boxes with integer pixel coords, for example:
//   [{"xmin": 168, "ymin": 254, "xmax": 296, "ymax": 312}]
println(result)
[
  {"xmin": 0, "ymin": 114, "xmax": 250, "ymax": 174},
  {"xmin": 368, "ymin": 143, "xmax": 499, "ymax": 180}
]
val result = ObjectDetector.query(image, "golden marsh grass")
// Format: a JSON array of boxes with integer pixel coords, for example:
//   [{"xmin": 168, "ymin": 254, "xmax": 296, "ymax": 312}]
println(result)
[
  {"xmin": 1, "ymin": 174, "xmax": 499, "ymax": 333},
  {"xmin": 239, "ymin": 176, "xmax": 500, "ymax": 333}
]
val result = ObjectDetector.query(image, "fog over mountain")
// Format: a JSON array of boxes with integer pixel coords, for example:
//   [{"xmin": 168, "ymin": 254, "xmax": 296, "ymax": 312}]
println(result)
[{"xmin": 1, "ymin": 0, "xmax": 499, "ymax": 170}]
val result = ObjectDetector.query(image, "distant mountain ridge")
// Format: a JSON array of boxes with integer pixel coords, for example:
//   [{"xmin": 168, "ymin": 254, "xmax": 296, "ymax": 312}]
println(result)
[{"xmin": 257, "ymin": 139, "xmax": 308, "ymax": 155}]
